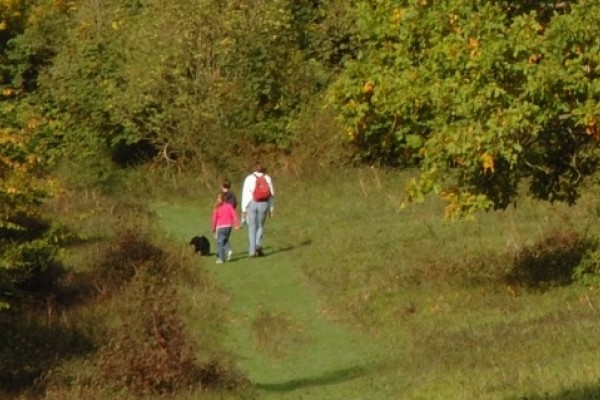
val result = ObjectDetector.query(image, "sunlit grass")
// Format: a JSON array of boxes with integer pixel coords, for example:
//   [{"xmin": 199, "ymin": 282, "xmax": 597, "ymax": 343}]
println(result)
[{"xmin": 272, "ymin": 168, "xmax": 600, "ymax": 399}]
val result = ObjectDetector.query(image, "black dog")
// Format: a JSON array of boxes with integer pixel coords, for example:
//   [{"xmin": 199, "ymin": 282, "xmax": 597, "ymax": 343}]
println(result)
[{"xmin": 189, "ymin": 235, "xmax": 210, "ymax": 256}]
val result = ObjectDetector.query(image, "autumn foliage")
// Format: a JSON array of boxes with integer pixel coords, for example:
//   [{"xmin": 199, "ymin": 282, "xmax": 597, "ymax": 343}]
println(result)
[{"xmin": 329, "ymin": 0, "xmax": 600, "ymax": 216}]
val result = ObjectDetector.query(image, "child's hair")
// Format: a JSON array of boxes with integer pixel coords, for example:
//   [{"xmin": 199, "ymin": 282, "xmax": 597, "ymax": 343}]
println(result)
[
  {"xmin": 214, "ymin": 192, "xmax": 226, "ymax": 208},
  {"xmin": 222, "ymin": 179, "xmax": 232, "ymax": 190}
]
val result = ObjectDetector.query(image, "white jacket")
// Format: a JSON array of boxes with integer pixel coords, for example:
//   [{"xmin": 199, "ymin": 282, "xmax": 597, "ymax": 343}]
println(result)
[{"xmin": 241, "ymin": 172, "xmax": 275, "ymax": 213}]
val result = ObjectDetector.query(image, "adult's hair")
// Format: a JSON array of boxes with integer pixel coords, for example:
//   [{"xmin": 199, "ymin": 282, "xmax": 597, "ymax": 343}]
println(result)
[{"xmin": 254, "ymin": 162, "xmax": 266, "ymax": 174}]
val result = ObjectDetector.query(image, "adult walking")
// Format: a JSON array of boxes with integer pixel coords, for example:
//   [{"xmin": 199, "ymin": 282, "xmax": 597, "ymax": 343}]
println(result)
[{"xmin": 241, "ymin": 162, "xmax": 275, "ymax": 257}]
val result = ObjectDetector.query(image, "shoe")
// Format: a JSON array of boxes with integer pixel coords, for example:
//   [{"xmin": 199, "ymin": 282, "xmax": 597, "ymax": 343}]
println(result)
[
  {"xmin": 256, "ymin": 247, "xmax": 264, "ymax": 257},
  {"xmin": 216, "ymin": 258, "xmax": 224, "ymax": 264},
  {"xmin": 227, "ymin": 250, "xmax": 233, "ymax": 261}
]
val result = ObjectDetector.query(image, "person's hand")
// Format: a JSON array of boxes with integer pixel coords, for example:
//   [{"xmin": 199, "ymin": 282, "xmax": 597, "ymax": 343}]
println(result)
[{"xmin": 269, "ymin": 210, "xmax": 274, "ymax": 218}]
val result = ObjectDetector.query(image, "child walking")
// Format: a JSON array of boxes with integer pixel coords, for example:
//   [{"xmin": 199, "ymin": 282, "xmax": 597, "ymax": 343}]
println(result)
[
  {"xmin": 211, "ymin": 192, "xmax": 240, "ymax": 264},
  {"xmin": 221, "ymin": 178, "xmax": 238, "ymax": 259}
]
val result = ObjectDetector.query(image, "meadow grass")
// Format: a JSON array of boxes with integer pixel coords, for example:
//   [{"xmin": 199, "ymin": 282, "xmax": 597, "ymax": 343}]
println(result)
[
  {"xmin": 5, "ymin": 165, "xmax": 600, "ymax": 399},
  {"xmin": 152, "ymin": 167, "xmax": 600, "ymax": 399}
]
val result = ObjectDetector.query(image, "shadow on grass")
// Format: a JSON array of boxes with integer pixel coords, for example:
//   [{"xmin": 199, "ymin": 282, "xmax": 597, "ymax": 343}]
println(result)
[
  {"xmin": 509, "ymin": 384, "xmax": 600, "ymax": 400},
  {"xmin": 505, "ymin": 229, "xmax": 595, "ymax": 289},
  {"xmin": 270, "ymin": 238, "xmax": 312, "ymax": 255},
  {"xmin": 0, "ymin": 315, "xmax": 95, "ymax": 394},
  {"xmin": 0, "ymin": 263, "xmax": 99, "ymax": 395},
  {"xmin": 254, "ymin": 365, "xmax": 368, "ymax": 392},
  {"xmin": 233, "ymin": 239, "xmax": 313, "ymax": 260}
]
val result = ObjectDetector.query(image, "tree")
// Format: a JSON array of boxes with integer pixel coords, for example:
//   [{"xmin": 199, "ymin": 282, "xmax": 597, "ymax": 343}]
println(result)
[
  {"xmin": 35, "ymin": 0, "xmax": 349, "ymax": 171},
  {"xmin": 0, "ymin": 93, "xmax": 61, "ymax": 309},
  {"xmin": 0, "ymin": 0, "xmax": 64, "ymax": 308},
  {"xmin": 328, "ymin": 0, "xmax": 600, "ymax": 217}
]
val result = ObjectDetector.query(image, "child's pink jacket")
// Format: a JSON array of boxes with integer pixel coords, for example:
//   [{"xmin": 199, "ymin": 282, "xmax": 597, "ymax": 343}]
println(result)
[{"xmin": 211, "ymin": 203, "xmax": 240, "ymax": 232}]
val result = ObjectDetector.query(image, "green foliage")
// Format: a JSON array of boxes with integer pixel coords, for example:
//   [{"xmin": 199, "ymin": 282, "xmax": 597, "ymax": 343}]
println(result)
[
  {"xmin": 24, "ymin": 0, "xmax": 349, "ymax": 174},
  {"xmin": 0, "ymin": 98, "xmax": 62, "ymax": 308},
  {"xmin": 0, "ymin": 1, "xmax": 73, "ymax": 309},
  {"xmin": 573, "ymin": 242, "xmax": 600, "ymax": 286},
  {"xmin": 219, "ymin": 1, "xmax": 329, "ymax": 147},
  {"xmin": 6, "ymin": 0, "xmax": 600, "ymax": 217},
  {"xmin": 0, "ymin": 0, "xmax": 30, "ymax": 86},
  {"xmin": 329, "ymin": 0, "xmax": 600, "ymax": 216},
  {"xmin": 1, "ymin": 0, "xmax": 354, "ymax": 179}
]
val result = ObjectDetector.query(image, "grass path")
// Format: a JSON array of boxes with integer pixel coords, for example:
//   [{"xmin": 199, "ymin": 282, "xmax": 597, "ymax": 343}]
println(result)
[{"xmin": 152, "ymin": 202, "xmax": 392, "ymax": 399}]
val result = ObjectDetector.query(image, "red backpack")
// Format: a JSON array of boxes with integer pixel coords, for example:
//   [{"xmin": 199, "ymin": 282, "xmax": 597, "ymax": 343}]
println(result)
[{"xmin": 253, "ymin": 174, "xmax": 271, "ymax": 202}]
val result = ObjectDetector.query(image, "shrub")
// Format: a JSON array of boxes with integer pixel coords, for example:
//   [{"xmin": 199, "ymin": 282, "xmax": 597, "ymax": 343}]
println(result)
[
  {"xmin": 572, "ymin": 243, "xmax": 600, "ymax": 287},
  {"xmin": 97, "ymin": 285, "xmax": 202, "ymax": 395},
  {"xmin": 94, "ymin": 231, "xmax": 165, "ymax": 291},
  {"xmin": 506, "ymin": 229, "xmax": 597, "ymax": 289},
  {"xmin": 95, "ymin": 232, "xmax": 250, "ymax": 396}
]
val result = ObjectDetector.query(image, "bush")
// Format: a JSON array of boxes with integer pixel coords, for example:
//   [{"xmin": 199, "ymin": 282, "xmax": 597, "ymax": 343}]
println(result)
[
  {"xmin": 506, "ymin": 229, "xmax": 598, "ymax": 289},
  {"xmin": 572, "ymin": 243, "xmax": 600, "ymax": 286},
  {"xmin": 94, "ymin": 231, "xmax": 165, "ymax": 291},
  {"xmin": 97, "ymin": 284, "xmax": 202, "ymax": 395},
  {"xmin": 94, "ymin": 232, "xmax": 250, "ymax": 396}
]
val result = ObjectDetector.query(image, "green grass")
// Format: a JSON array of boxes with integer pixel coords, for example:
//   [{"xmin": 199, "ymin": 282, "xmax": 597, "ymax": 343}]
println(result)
[{"xmin": 152, "ymin": 168, "xmax": 600, "ymax": 400}]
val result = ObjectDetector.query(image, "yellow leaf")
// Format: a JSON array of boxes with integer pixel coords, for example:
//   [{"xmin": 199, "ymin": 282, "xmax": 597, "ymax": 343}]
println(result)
[
  {"xmin": 481, "ymin": 152, "xmax": 495, "ymax": 174},
  {"xmin": 27, "ymin": 118, "xmax": 40, "ymax": 129},
  {"xmin": 391, "ymin": 9, "xmax": 402, "ymax": 23},
  {"xmin": 468, "ymin": 38, "xmax": 479, "ymax": 49}
]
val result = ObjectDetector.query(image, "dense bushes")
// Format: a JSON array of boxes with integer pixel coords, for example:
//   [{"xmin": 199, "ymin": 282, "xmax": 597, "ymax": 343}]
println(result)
[
  {"xmin": 6, "ymin": 0, "xmax": 350, "ymax": 175},
  {"xmin": 0, "ymin": 227, "xmax": 249, "ymax": 398}
]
